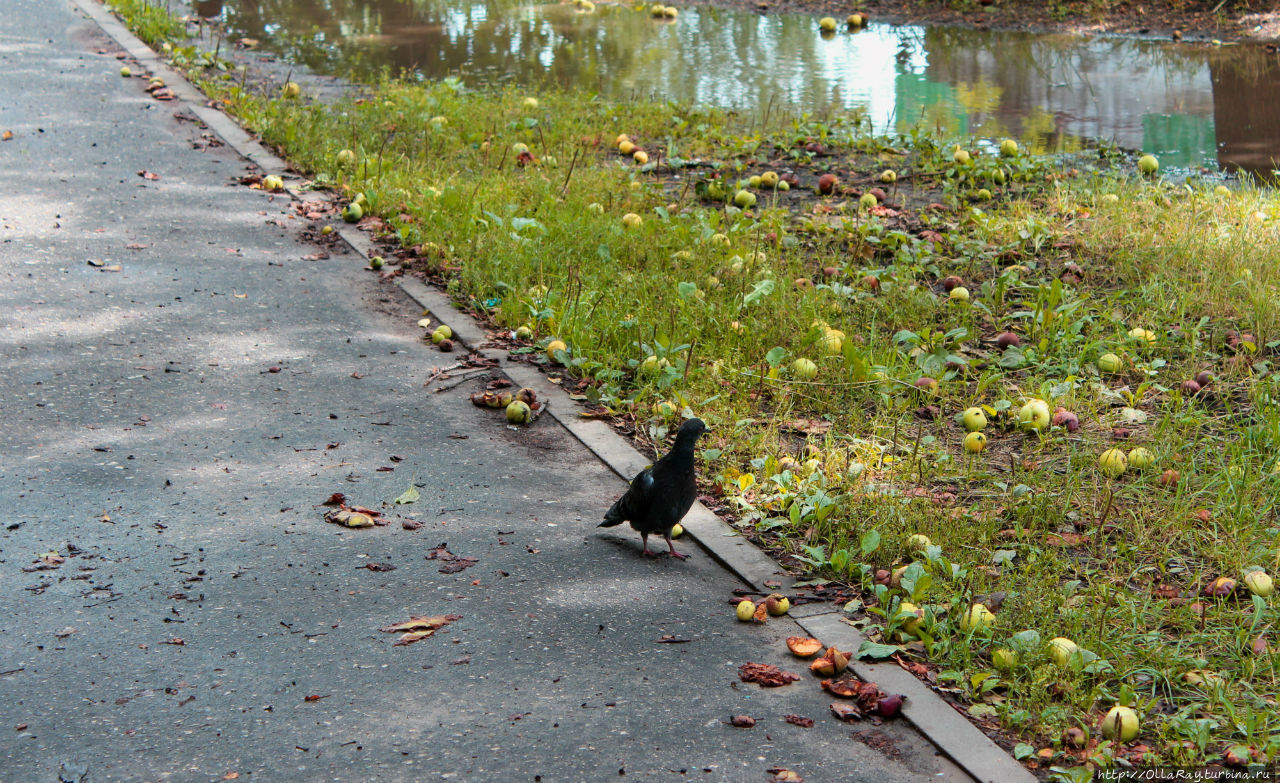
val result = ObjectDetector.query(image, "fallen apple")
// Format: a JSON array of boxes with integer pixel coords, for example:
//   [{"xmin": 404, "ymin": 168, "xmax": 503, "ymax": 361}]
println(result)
[
  {"xmin": 1099, "ymin": 448, "xmax": 1128, "ymax": 478},
  {"xmin": 975, "ymin": 188, "xmax": 992, "ymax": 201},
  {"xmin": 962, "ymin": 407, "xmax": 987, "ymax": 432},
  {"xmin": 505, "ymin": 400, "xmax": 532, "ymax": 424},
  {"xmin": 369, "ymin": 256, "xmax": 384, "ymax": 270},
  {"xmin": 879, "ymin": 169, "xmax": 897, "ymax": 184},
  {"xmin": 431, "ymin": 325, "xmax": 453, "ymax": 344},
  {"xmin": 342, "ymin": 202, "xmax": 364, "ymax": 223},
  {"xmin": 1159, "ymin": 468, "xmax": 1180, "ymax": 487},
  {"xmin": 845, "ymin": 13, "xmax": 863, "ymax": 26},
  {"xmin": 263, "ymin": 175, "xmax": 284, "ymax": 192},
  {"xmin": 1101, "ymin": 705, "xmax": 1140, "ymax": 742},
  {"xmin": 633, "ymin": 150, "xmax": 649, "ymax": 165},
  {"xmin": 545, "ymin": 339, "xmax": 567, "ymax": 359},
  {"xmin": 817, "ymin": 173, "xmax": 838, "ymax": 195},
  {"xmin": 336, "ymin": 149, "xmax": 356, "ymax": 167},
  {"xmin": 949, "ymin": 286, "xmax": 970, "ymax": 302},
  {"xmin": 999, "ymin": 139, "xmax": 1019, "ymax": 157},
  {"xmin": 734, "ymin": 190, "xmax": 757, "ymax": 209},
  {"xmin": 736, "ymin": 600, "xmax": 756, "ymax": 622},
  {"xmin": 897, "ymin": 602, "xmax": 923, "ymax": 635},
  {"xmin": 906, "ymin": 533, "xmax": 931, "ymax": 551},
  {"xmin": 818, "ymin": 16, "xmax": 837, "ymax": 31},
  {"xmin": 1018, "ymin": 399, "xmax": 1051, "ymax": 432},
  {"xmin": 759, "ymin": 171, "xmax": 779, "ymax": 188},
  {"xmin": 953, "ymin": 148, "xmax": 971, "ymax": 165},
  {"xmin": 914, "ymin": 377, "xmax": 939, "ymax": 396},
  {"xmin": 670, "ymin": 523, "xmax": 683, "ymax": 538},
  {"xmin": 940, "ymin": 275, "xmax": 963, "ymax": 291},
  {"xmin": 995, "ymin": 332, "xmax": 1020, "ymax": 349},
  {"xmin": 1128, "ymin": 327, "xmax": 1157, "ymax": 344},
  {"xmin": 515, "ymin": 325, "xmax": 534, "ymax": 340},
  {"xmin": 765, "ymin": 594, "xmax": 791, "ymax": 616},
  {"xmin": 991, "ymin": 647, "xmax": 1018, "ymax": 670},
  {"xmin": 621, "ymin": 213, "xmax": 643, "ymax": 229},
  {"xmin": 959, "ymin": 604, "xmax": 995, "ymax": 633},
  {"xmin": 791, "ymin": 357, "xmax": 818, "ymax": 380},
  {"xmin": 1138, "ymin": 154, "xmax": 1159, "ymax": 175},
  {"xmin": 1243, "ymin": 569, "xmax": 1273, "ymax": 597},
  {"xmin": 1127, "ymin": 447, "xmax": 1154, "ymax": 470},
  {"xmin": 522, "ymin": 96, "xmax": 539, "ymax": 109},
  {"xmin": 619, "ymin": 140, "xmax": 636, "ymax": 155},
  {"xmin": 963, "ymin": 431, "xmax": 988, "ymax": 453},
  {"xmin": 1048, "ymin": 637, "xmax": 1078, "ymax": 666},
  {"xmin": 786, "ymin": 636, "xmax": 823, "ymax": 657},
  {"xmin": 120, "ymin": 65, "xmax": 132, "ymax": 77},
  {"xmin": 282, "ymin": 81, "xmax": 301, "ymax": 99},
  {"xmin": 1097, "ymin": 353, "xmax": 1122, "ymax": 373}
]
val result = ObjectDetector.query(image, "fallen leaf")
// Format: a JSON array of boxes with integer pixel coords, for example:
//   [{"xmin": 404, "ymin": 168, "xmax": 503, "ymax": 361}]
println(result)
[
  {"xmin": 402, "ymin": 520, "xmax": 424, "ymax": 530},
  {"xmin": 364, "ymin": 562, "xmax": 396, "ymax": 572},
  {"xmin": 393, "ymin": 630, "xmax": 435, "ymax": 646},
  {"xmin": 394, "ymin": 485, "xmax": 420, "ymax": 505},
  {"xmin": 136, "ymin": 170, "xmax": 160, "ymax": 180},
  {"xmin": 738, "ymin": 662, "xmax": 800, "ymax": 687},
  {"xmin": 768, "ymin": 769, "xmax": 804, "ymax": 783},
  {"xmin": 303, "ymin": 695, "xmax": 329, "ymax": 702},
  {"xmin": 783, "ymin": 714, "xmax": 814, "ymax": 728},
  {"xmin": 322, "ymin": 493, "xmax": 346, "ymax": 506},
  {"xmin": 54, "ymin": 627, "xmax": 77, "ymax": 638},
  {"xmin": 1, "ymin": 130, "xmax": 12, "ymax": 141},
  {"xmin": 728, "ymin": 714, "xmax": 756, "ymax": 728}
]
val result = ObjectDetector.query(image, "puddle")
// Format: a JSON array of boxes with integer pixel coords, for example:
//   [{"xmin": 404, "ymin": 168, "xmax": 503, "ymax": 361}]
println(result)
[{"xmin": 194, "ymin": 0, "xmax": 1280, "ymax": 175}]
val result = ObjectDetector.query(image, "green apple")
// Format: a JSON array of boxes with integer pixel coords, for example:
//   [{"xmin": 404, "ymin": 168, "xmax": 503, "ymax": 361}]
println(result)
[
  {"xmin": 759, "ymin": 171, "xmax": 779, "ymax": 188},
  {"xmin": 897, "ymin": 602, "xmax": 923, "ymax": 635},
  {"xmin": 545, "ymin": 339, "xmax": 566, "ymax": 359},
  {"xmin": 953, "ymin": 148, "xmax": 971, "ymax": 165},
  {"xmin": 1127, "ymin": 447, "xmax": 1154, "ymax": 470},
  {"xmin": 1214, "ymin": 185, "xmax": 1230, "ymax": 197},
  {"xmin": 949, "ymin": 286, "xmax": 970, "ymax": 302},
  {"xmin": 1128, "ymin": 327, "xmax": 1157, "ymax": 344},
  {"xmin": 341, "ymin": 202, "xmax": 364, "ymax": 223},
  {"xmin": 431, "ymin": 325, "xmax": 453, "ymax": 344},
  {"xmin": 522, "ymin": 97, "xmax": 539, "ymax": 109},
  {"xmin": 963, "ymin": 431, "xmax": 988, "ymax": 453},
  {"xmin": 975, "ymin": 188, "xmax": 992, "ymax": 200},
  {"xmin": 633, "ymin": 149, "xmax": 649, "ymax": 165},
  {"xmin": 282, "ymin": 81, "xmax": 301, "ymax": 99},
  {"xmin": 515, "ymin": 325, "xmax": 534, "ymax": 340},
  {"xmin": 622, "ymin": 213, "xmax": 643, "ymax": 229},
  {"xmin": 999, "ymin": 139, "xmax": 1019, "ymax": 157},
  {"xmin": 992, "ymin": 648, "xmax": 1018, "ymax": 670},
  {"xmin": 1099, "ymin": 448, "xmax": 1128, "ymax": 478},
  {"xmin": 336, "ymin": 149, "xmax": 356, "ymax": 167},
  {"xmin": 906, "ymin": 533, "xmax": 931, "ymax": 551},
  {"xmin": 733, "ymin": 190, "xmax": 757, "ymax": 209},
  {"xmin": 818, "ymin": 16, "xmax": 837, "ymax": 31},
  {"xmin": 859, "ymin": 192, "xmax": 878, "ymax": 210},
  {"xmin": 369, "ymin": 256, "xmax": 385, "ymax": 270},
  {"xmin": 845, "ymin": 13, "xmax": 863, "ymax": 26},
  {"xmin": 120, "ymin": 65, "xmax": 132, "ymax": 77},
  {"xmin": 962, "ymin": 407, "xmax": 987, "ymax": 432},
  {"xmin": 1244, "ymin": 569, "xmax": 1274, "ymax": 597},
  {"xmin": 960, "ymin": 604, "xmax": 995, "ymax": 633},
  {"xmin": 879, "ymin": 169, "xmax": 897, "ymax": 184},
  {"xmin": 1138, "ymin": 154, "xmax": 1159, "ymax": 175},
  {"xmin": 505, "ymin": 400, "xmax": 532, "ymax": 423},
  {"xmin": 1048, "ymin": 637, "xmax": 1078, "ymax": 666},
  {"xmin": 1101, "ymin": 706, "xmax": 1140, "ymax": 742},
  {"xmin": 1097, "ymin": 353, "xmax": 1122, "ymax": 373},
  {"xmin": 262, "ymin": 175, "xmax": 284, "ymax": 192},
  {"xmin": 791, "ymin": 357, "xmax": 818, "ymax": 380},
  {"xmin": 1018, "ymin": 399, "xmax": 1051, "ymax": 431}
]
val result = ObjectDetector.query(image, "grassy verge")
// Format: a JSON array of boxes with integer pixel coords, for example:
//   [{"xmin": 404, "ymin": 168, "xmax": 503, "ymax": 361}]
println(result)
[{"xmin": 113, "ymin": 4, "xmax": 1280, "ymax": 776}]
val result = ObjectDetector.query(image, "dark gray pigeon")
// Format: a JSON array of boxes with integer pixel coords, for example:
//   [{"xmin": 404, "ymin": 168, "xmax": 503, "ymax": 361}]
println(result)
[{"xmin": 599, "ymin": 418, "xmax": 708, "ymax": 559}]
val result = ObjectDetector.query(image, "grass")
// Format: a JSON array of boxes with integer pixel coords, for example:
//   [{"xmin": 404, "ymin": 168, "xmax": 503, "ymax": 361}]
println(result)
[{"xmin": 113, "ymin": 5, "xmax": 1280, "ymax": 777}]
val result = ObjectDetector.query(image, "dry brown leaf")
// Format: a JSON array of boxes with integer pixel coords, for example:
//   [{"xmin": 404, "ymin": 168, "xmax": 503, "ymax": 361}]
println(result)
[{"xmin": 738, "ymin": 662, "xmax": 800, "ymax": 687}]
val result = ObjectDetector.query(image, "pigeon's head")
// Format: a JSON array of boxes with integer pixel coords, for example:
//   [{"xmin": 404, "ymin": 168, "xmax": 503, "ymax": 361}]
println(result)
[{"xmin": 677, "ymin": 418, "xmax": 708, "ymax": 440}]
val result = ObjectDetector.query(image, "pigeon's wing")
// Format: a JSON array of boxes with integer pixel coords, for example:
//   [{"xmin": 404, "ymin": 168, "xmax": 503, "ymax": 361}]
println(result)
[{"xmin": 599, "ymin": 466, "xmax": 654, "ymax": 527}]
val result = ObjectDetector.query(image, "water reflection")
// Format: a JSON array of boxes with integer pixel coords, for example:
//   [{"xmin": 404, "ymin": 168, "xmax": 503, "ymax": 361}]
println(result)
[{"xmin": 206, "ymin": 0, "xmax": 1280, "ymax": 175}]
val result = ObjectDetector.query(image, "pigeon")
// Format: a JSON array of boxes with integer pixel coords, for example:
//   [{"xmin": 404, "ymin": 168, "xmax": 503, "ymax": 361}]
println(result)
[{"xmin": 599, "ymin": 418, "xmax": 708, "ymax": 559}]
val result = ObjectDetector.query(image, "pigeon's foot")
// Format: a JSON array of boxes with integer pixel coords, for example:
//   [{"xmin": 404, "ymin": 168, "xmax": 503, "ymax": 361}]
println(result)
[
  {"xmin": 642, "ymin": 547, "xmax": 661, "ymax": 558},
  {"xmin": 664, "ymin": 534, "xmax": 688, "ymax": 559}
]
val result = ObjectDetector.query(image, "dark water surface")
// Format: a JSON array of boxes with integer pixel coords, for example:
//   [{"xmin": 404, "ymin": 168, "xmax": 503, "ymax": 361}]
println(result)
[{"xmin": 195, "ymin": 0, "xmax": 1280, "ymax": 175}]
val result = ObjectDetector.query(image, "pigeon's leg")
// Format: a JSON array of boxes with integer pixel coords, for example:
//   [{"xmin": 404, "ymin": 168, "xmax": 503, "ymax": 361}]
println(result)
[
  {"xmin": 640, "ymin": 532, "xmax": 660, "ymax": 558},
  {"xmin": 664, "ymin": 532, "xmax": 688, "ymax": 560}
]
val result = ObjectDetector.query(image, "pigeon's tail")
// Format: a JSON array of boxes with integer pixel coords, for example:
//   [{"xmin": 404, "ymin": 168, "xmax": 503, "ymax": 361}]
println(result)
[{"xmin": 598, "ymin": 501, "xmax": 625, "ymax": 527}]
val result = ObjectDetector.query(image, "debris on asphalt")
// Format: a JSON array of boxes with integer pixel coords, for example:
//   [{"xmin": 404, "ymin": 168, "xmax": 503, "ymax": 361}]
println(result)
[
  {"xmin": 737, "ymin": 662, "xmax": 800, "ymax": 687},
  {"xmin": 379, "ymin": 614, "xmax": 461, "ymax": 646}
]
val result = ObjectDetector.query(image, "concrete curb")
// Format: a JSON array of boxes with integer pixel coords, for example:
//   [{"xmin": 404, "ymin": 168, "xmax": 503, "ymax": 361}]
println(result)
[{"xmin": 74, "ymin": 3, "xmax": 1035, "ymax": 780}]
